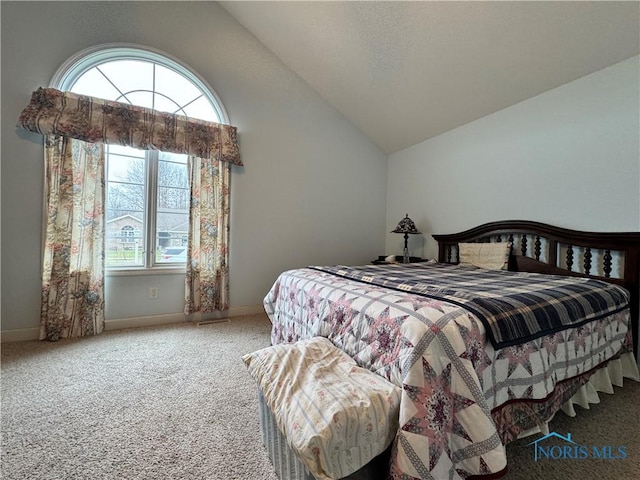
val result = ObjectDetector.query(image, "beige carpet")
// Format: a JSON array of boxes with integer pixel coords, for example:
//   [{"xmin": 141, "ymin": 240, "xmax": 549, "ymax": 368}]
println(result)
[{"xmin": 1, "ymin": 314, "xmax": 638, "ymax": 480}]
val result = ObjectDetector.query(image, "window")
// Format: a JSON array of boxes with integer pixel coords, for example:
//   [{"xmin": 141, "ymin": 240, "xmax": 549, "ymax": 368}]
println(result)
[
  {"xmin": 52, "ymin": 45, "xmax": 227, "ymax": 269},
  {"xmin": 121, "ymin": 226, "xmax": 135, "ymax": 239}
]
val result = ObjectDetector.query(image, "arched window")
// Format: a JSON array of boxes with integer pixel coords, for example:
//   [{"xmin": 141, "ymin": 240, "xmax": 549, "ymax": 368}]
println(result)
[
  {"xmin": 51, "ymin": 45, "xmax": 227, "ymax": 268},
  {"xmin": 121, "ymin": 225, "xmax": 135, "ymax": 240}
]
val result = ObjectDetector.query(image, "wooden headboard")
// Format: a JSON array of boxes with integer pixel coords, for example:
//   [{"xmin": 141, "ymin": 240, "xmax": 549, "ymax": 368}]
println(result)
[{"xmin": 433, "ymin": 220, "xmax": 640, "ymax": 356}]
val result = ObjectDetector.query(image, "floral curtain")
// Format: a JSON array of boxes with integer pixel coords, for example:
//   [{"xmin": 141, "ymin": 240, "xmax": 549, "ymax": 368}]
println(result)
[
  {"xmin": 40, "ymin": 136, "xmax": 105, "ymax": 340},
  {"xmin": 185, "ymin": 156, "xmax": 230, "ymax": 314},
  {"xmin": 17, "ymin": 88, "xmax": 241, "ymax": 339},
  {"xmin": 18, "ymin": 88, "xmax": 242, "ymax": 166}
]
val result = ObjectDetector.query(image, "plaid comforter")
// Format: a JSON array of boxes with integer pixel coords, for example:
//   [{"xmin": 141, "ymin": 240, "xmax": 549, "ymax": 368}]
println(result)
[{"xmin": 311, "ymin": 263, "xmax": 629, "ymax": 349}]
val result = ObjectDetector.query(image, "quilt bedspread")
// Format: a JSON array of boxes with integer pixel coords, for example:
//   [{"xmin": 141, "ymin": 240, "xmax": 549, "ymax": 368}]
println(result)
[
  {"xmin": 311, "ymin": 263, "xmax": 629, "ymax": 349},
  {"xmin": 263, "ymin": 265, "xmax": 633, "ymax": 480}
]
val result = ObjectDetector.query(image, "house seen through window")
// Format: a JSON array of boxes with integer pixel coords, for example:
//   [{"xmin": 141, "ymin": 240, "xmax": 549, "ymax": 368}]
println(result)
[{"xmin": 54, "ymin": 46, "xmax": 226, "ymax": 268}]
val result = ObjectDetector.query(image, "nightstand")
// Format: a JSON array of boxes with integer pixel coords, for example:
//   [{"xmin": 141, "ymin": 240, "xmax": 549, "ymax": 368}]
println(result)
[{"xmin": 371, "ymin": 255, "xmax": 428, "ymax": 265}]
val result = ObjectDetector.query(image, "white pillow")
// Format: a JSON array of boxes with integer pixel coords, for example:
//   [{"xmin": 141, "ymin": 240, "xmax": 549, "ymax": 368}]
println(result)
[
  {"xmin": 243, "ymin": 337, "xmax": 401, "ymax": 480},
  {"xmin": 458, "ymin": 242, "xmax": 511, "ymax": 270}
]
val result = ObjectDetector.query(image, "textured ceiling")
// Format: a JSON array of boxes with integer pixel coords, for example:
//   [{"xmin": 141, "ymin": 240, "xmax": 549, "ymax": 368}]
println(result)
[{"xmin": 220, "ymin": 1, "xmax": 640, "ymax": 154}]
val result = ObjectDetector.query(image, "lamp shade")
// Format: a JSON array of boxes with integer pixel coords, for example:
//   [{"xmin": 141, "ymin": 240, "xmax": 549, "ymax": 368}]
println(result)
[{"xmin": 391, "ymin": 214, "xmax": 421, "ymax": 234}]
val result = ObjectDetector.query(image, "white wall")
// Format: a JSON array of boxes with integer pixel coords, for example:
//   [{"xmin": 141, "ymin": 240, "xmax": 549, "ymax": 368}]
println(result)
[
  {"xmin": 1, "ymin": 1, "xmax": 388, "ymax": 336},
  {"xmin": 386, "ymin": 57, "xmax": 640, "ymax": 261}
]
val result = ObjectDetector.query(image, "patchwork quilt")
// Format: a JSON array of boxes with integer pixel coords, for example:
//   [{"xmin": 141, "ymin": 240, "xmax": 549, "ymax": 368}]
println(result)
[
  {"xmin": 311, "ymin": 263, "xmax": 629, "ymax": 349},
  {"xmin": 263, "ymin": 264, "xmax": 633, "ymax": 480}
]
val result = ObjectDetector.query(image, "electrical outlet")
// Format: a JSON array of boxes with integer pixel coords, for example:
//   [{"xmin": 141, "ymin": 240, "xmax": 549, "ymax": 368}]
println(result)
[{"xmin": 149, "ymin": 287, "xmax": 158, "ymax": 299}]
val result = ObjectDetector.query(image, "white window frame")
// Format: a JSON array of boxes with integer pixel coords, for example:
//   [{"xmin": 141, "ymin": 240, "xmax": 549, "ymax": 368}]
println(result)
[{"xmin": 50, "ymin": 43, "xmax": 229, "ymax": 275}]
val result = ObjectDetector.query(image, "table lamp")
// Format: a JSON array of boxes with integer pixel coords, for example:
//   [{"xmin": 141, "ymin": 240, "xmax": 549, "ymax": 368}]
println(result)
[{"xmin": 391, "ymin": 214, "xmax": 421, "ymax": 263}]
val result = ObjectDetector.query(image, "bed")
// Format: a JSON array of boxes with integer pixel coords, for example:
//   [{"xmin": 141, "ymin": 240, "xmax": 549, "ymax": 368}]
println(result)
[{"xmin": 262, "ymin": 220, "xmax": 640, "ymax": 480}]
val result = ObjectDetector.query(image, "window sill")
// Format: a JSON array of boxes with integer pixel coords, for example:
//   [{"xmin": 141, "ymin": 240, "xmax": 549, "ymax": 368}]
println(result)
[{"xmin": 106, "ymin": 266, "xmax": 186, "ymax": 277}]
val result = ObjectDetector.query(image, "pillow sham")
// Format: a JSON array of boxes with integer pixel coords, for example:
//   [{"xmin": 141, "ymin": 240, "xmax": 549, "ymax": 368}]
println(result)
[
  {"xmin": 458, "ymin": 242, "xmax": 511, "ymax": 270},
  {"xmin": 242, "ymin": 337, "xmax": 401, "ymax": 480}
]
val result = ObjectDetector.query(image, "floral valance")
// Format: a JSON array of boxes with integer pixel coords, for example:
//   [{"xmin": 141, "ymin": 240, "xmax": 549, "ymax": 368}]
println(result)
[{"xmin": 17, "ymin": 87, "xmax": 242, "ymax": 166}]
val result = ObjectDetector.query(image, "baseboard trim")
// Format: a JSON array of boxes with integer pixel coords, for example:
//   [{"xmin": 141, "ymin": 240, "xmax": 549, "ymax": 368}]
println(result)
[
  {"xmin": 105, "ymin": 313, "xmax": 188, "ymax": 331},
  {"xmin": 0, "ymin": 327, "xmax": 41, "ymax": 343},
  {"xmin": 1, "ymin": 305, "xmax": 266, "ymax": 343}
]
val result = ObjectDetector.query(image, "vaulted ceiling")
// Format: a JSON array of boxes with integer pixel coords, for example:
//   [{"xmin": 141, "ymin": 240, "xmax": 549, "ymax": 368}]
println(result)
[{"xmin": 220, "ymin": 1, "xmax": 640, "ymax": 154}]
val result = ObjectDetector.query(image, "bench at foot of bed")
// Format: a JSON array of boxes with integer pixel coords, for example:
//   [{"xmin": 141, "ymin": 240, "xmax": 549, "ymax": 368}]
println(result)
[
  {"xmin": 243, "ymin": 337, "xmax": 401, "ymax": 480},
  {"xmin": 258, "ymin": 390, "xmax": 392, "ymax": 480}
]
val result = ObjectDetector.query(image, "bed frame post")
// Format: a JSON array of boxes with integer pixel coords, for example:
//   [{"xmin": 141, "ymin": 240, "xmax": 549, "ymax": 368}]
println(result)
[{"xmin": 624, "ymin": 248, "xmax": 639, "ymax": 355}]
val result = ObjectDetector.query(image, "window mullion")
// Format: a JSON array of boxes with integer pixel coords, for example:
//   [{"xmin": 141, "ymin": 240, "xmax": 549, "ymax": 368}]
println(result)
[{"xmin": 146, "ymin": 151, "xmax": 159, "ymax": 267}]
